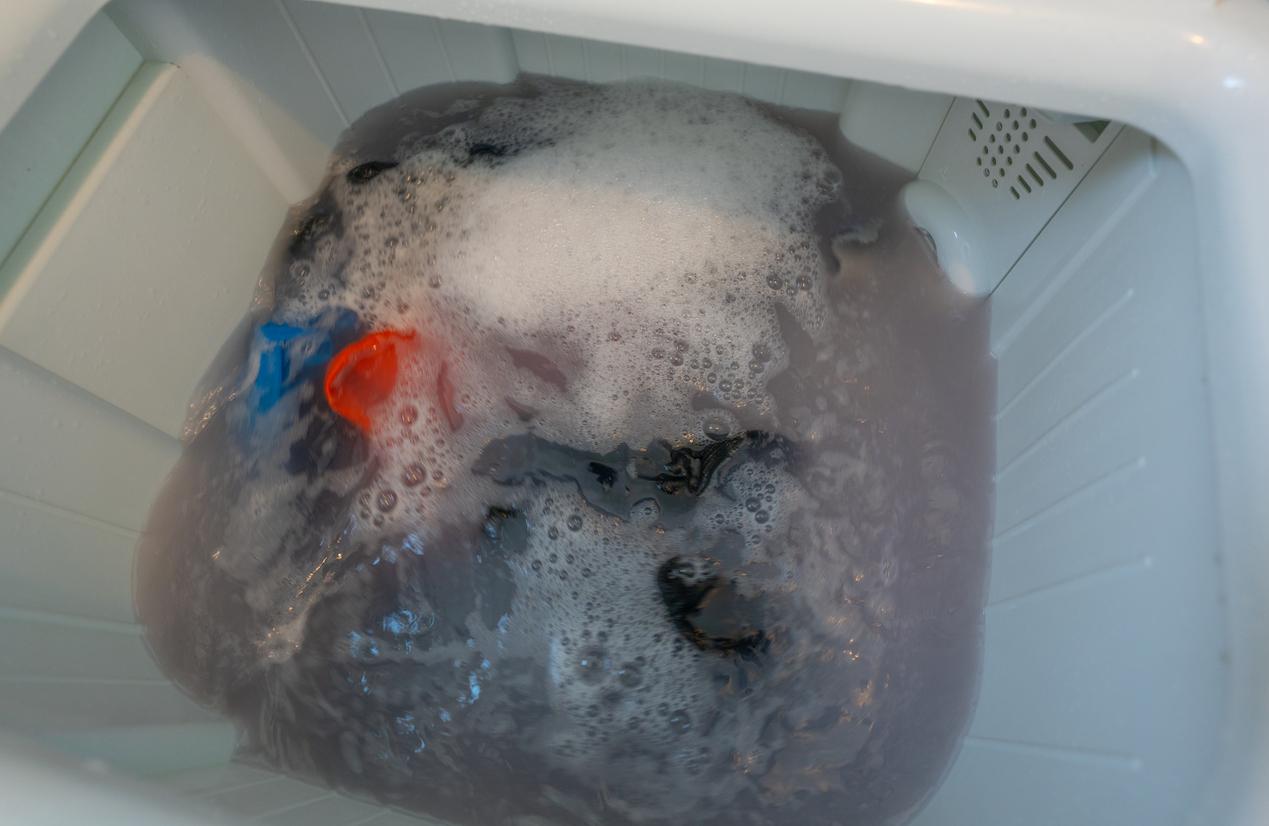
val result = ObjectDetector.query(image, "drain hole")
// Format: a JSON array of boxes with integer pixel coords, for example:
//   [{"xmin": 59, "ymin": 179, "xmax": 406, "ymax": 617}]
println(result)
[
  {"xmin": 1010, "ymin": 186, "xmax": 1020, "ymax": 199},
  {"xmin": 1026, "ymin": 164, "xmax": 1044, "ymax": 186},
  {"xmin": 976, "ymin": 157, "xmax": 982, "ymax": 166},
  {"xmin": 1022, "ymin": 131, "xmax": 1029, "ymax": 142},
  {"xmin": 1018, "ymin": 175, "xmax": 1033, "ymax": 194},
  {"xmin": 972, "ymin": 112, "xmax": 984, "ymax": 129},
  {"xmin": 977, "ymin": 99, "xmax": 990, "ymax": 117},
  {"xmin": 991, "ymin": 179, "xmax": 999, "ymax": 188},
  {"xmin": 1034, "ymin": 152, "xmax": 1058, "ymax": 179},
  {"xmin": 969, "ymin": 128, "xmax": 977, "ymax": 141},
  {"xmin": 1044, "ymin": 136, "xmax": 1074, "ymax": 170}
]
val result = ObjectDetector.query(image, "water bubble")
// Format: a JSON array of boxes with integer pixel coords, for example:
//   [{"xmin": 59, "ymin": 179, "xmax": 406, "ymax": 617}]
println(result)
[
  {"xmin": 668, "ymin": 709, "xmax": 692, "ymax": 734},
  {"xmin": 377, "ymin": 490, "xmax": 398, "ymax": 513},
  {"xmin": 630, "ymin": 498, "xmax": 661, "ymax": 526},
  {"xmin": 618, "ymin": 662, "xmax": 643, "ymax": 687},
  {"xmin": 745, "ymin": 497, "xmax": 761, "ymax": 512},
  {"xmin": 402, "ymin": 463, "xmax": 427, "ymax": 487},
  {"xmin": 754, "ymin": 510, "xmax": 770, "ymax": 524},
  {"xmin": 577, "ymin": 648, "xmax": 608, "ymax": 684},
  {"xmin": 400, "ymin": 405, "xmax": 418, "ymax": 425},
  {"xmin": 704, "ymin": 417, "xmax": 730, "ymax": 440},
  {"xmin": 548, "ymin": 526, "xmax": 560, "ymax": 540},
  {"xmin": 766, "ymin": 274, "xmax": 783, "ymax": 290},
  {"xmin": 567, "ymin": 514, "xmax": 584, "ymax": 532}
]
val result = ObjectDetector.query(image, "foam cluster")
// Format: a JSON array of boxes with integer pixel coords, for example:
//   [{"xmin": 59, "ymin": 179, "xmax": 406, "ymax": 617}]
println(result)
[{"xmin": 275, "ymin": 82, "xmax": 840, "ymax": 539}]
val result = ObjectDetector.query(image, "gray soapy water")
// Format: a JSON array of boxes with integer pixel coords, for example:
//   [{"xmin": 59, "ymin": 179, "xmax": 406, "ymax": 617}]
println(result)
[{"xmin": 136, "ymin": 78, "xmax": 994, "ymax": 826}]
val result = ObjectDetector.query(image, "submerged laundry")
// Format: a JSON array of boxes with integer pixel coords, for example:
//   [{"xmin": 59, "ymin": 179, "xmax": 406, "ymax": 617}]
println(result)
[{"xmin": 136, "ymin": 78, "xmax": 994, "ymax": 826}]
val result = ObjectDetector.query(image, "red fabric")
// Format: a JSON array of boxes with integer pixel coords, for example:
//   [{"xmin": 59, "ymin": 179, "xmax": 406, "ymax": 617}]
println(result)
[{"xmin": 324, "ymin": 330, "xmax": 416, "ymax": 431}]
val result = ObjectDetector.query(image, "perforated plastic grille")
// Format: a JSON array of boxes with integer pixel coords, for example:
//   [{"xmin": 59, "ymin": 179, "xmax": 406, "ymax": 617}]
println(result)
[{"xmin": 968, "ymin": 100, "xmax": 1079, "ymax": 200}]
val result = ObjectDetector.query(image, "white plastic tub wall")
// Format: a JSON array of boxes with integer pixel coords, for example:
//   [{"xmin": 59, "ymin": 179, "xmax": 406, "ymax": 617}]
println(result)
[{"xmin": 1, "ymin": 1, "xmax": 1266, "ymax": 825}]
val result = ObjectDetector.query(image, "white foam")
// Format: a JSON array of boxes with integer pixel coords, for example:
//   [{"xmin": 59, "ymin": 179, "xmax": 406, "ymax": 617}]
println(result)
[{"xmin": 286, "ymin": 82, "xmax": 841, "ymax": 539}]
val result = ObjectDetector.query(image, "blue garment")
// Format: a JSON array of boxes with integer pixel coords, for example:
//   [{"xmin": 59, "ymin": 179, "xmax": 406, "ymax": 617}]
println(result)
[{"xmin": 249, "ymin": 308, "xmax": 358, "ymax": 414}]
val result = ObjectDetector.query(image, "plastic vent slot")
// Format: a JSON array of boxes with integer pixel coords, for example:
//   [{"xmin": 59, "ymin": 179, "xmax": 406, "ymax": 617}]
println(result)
[
  {"xmin": 968, "ymin": 101, "xmax": 1077, "ymax": 202},
  {"xmin": 905, "ymin": 97, "xmax": 1124, "ymax": 295}
]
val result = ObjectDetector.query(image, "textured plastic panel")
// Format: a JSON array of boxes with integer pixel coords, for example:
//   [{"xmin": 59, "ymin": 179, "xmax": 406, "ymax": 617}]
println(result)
[
  {"xmin": 0, "ymin": 346, "xmax": 178, "ymax": 531},
  {"xmin": 0, "ymin": 63, "xmax": 288, "ymax": 438},
  {"xmin": 0, "ymin": 13, "xmax": 140, "ymax": 271},
  {"xmin": 0, "ymin": 492, "xmax": 136, "ymax": 623},
  {"xmin": 1, "ymin": 732, "xmax": 240, "ymax": 826},
  {"xmin": 838, "ymin": 80, "xmax": 952, "ymax": 173},
  {"xmin": 912, "ymin": 131, "xmax": 1224, "ymax": 826},
  {"xmin": 108, "ymin": 0, "xmax": 851, "ymax": 200},
  {"xmin": 0, "ymin": 680, "xmax": 220, "ymax": 734},
  {"xmin": 200, "ymin": 776, "xmax": 334, "ymax": 819},
  {"xmin": 510, "ymin": 28, "xmax": 848, "ymax": 109},
  {"xmin": 0, "ymin": 620, "xmax": 169, "ymax": 682},
  {"xmin": 916, "ymin": 98, "xmax": 1122, "ymax": 295},
  {"xmin": 157, "ymin": 763, "xmax": 448, "ymax": 824},
  {"xmin": 259, "ymin": 793, "xmax": 386, "ymax": 826},
  {"xmin": 42, "ymin": 723, "xmax": 236, "ymax": 777}
]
